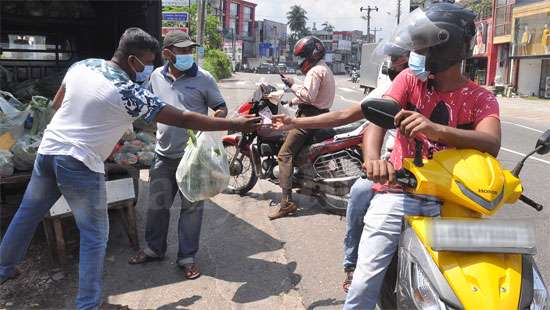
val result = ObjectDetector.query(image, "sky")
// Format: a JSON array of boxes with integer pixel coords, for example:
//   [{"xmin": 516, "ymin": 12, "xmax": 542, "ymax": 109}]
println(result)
[{"xmin": 250, "ymin": 0, "xmax": 411, "ymax": 42}]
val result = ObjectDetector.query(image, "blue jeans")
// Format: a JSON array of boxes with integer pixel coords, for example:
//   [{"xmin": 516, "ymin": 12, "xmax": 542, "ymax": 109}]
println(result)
[
  {"xmin": 343, "ymin": 178, "xmax": 374, "ymax": 271},
  {"xmin": 144, "ymin": 154, "xmax": 204, "ymax": 265},
  {"xmin": 0, "ymin": 154, "xmax": 108, "ymax": 310},
  {"xmin": 344, "ymin": 193, "xmax": 440, "ymax": 310}
]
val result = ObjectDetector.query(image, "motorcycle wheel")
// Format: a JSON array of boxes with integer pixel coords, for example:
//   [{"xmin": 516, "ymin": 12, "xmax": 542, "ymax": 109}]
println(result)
[
  {"xmin": 317, "ymin": 193, "xmax": 348, "ymax": 216},
  {"xmin": 223, "ymin": 142, "xmax": 258, "ymax": 195}
]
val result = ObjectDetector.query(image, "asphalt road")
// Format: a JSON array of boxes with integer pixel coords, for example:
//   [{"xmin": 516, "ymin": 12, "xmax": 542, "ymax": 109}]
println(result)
[
  {"xmin": 2, "ymin": 72, "xmax": 550, "ymax": 310},
  {"xmin": 217, "ymin": 72, "xmax": 550, "ymax": 309}
]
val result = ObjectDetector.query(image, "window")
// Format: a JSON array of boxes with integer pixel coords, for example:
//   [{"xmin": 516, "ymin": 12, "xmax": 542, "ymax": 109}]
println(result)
[
  {"xmin": 495, "ymin": 0, "xmax": 515, "ymax": 37},
  {"xmin": 1, "ymin": 34, "xmax": 74, "ymax": 61},
  {"xmin": 243, "ymin": 7, "xmax": 251, "ymax": 22}
]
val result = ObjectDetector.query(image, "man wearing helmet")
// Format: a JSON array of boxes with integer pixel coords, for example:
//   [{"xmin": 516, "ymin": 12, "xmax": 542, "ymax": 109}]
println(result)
[
  {"xmin": 271, "ymin": 42, "xmax": 409, "ymax": 293},
  {"xmin": 268, "ymin": 36, "xmax": 336, "ymax": 220},
  {"xmin": 343, "ymin": 3, "xmax": 501, "ymax": 309},
  {"xmin": 273, "ymin": 3, "xmax": 500, "ymax": 307}
]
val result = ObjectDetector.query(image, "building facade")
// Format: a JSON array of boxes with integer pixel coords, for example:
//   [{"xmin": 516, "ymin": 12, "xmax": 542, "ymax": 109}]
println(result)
[
  {"xmin": 254, "ymin": 19, "xmax": 287, "ymax": 66},
  {"xmin": 510, "ymin": 0, "xmax": 550, "ymax": 97},
  {"xmin": 221, "ymin": 0, "xmax": 256, "ymax": 67}
]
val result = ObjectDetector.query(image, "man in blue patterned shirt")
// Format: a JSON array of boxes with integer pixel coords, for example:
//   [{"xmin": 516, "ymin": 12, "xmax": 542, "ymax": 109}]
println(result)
[{"xmin": 0, "ymin": 28, "xmax": 259, "ymax": 310}]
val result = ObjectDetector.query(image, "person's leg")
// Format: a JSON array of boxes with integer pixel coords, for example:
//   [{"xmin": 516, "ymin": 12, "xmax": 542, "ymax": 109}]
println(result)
[
  {"xmin": 54, "ymin": 155, "xmax": 108, "ymax": 310},
  {"xmin": 143, "ymin": 155, "xmax": 180, "ymax": 258},
  {"xmin": 343, "ymin": 178, "xmax": 374, "ymax": 272},
  {"xmin": 271, "ymin": 128, "xmax": 314, "ymax": 220},
  {"xmin": 0, "ymin": 155, "xmax": 61, "ymax": 281},
  {"xmin": 344, "ymin": 193, "xmax": 440, "ymax": 310},
  {"xmin": 176, "ymin": 197, "xmax": 204, "ymax": 266}
]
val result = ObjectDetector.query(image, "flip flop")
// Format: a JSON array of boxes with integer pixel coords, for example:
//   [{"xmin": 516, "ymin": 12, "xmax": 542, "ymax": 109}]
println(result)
[
  {"xmin": 128, "ymin": 250, "xmax": 163, "ymax": 265},
  {"xmin": 181, "ymin": 263, "xmax": 201, "ymax": 280}
]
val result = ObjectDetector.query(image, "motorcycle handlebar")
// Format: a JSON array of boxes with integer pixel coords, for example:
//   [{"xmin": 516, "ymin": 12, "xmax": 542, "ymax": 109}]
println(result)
[
  {"xmin": 360, "ymin": 169, "xmax": 417, "ymax": 188},
  {"xmin": 519, "ymin": 194, "xmax": 544, "ymax": 212}
]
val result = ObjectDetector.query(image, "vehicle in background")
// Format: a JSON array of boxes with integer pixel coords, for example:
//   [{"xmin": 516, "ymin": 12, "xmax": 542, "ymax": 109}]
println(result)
[
  {"xmin": 255, "ymin": 63, "xmax": 275, "ymax": 74},
  {"xmin": 286, "ymin": 67, "xmax": 296, "ymax": 74},
  {"xmin": 359, "ymin": 42, "xmax": 382, "ymax": 94},
  {"xmin": 277, "ymin": 63, "xmax": 287, "ymax": 74}
]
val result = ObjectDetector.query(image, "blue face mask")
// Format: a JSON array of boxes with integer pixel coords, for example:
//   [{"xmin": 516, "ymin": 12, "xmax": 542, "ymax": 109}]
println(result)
[
  {"xmin": 408, "ymin": 51, "xmax": 430, "ymax": 82},
  {"xmin": 171, "ymin": 52, "xmax": 194, "ymax": 71},
  {"xmin": 132, "ymin": 56, "xmax": 154, "ymax": 83}
]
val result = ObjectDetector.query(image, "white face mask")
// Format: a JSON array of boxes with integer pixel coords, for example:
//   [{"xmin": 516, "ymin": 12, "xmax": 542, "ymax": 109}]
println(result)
[
  {"xmin": 131, "ymin": 56, "xmax": 154, "ymax": 83},
  {"xmin": 408, "ymin": 51, "xmax": 430, "ymax": 82}
]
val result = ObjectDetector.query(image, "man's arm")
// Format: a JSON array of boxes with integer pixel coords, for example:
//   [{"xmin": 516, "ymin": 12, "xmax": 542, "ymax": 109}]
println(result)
[
  {"xmin": 363, "ymin": 124, "xmax": 395, "ymax": 184},
  {"xmin": 213, "ymin": 105, "xmax": 228, "ymax": 118},
  {"xmin": 52, "ymin": 85, "xmax": 66, "ymax": 111},
  {"xmin": 433, "ymin": 117, "xmax": 501, "ymax": 157},
  {"xmin": 155, "ymin": 105, "xmax": 260, "ymax": 132},
  {"xmin": 272, "ymin": 105, "xmax": 364, "ymax": 130},
  {"xmin": 395, "ymin": 110, "xmax": 501, "ymax": 157}
]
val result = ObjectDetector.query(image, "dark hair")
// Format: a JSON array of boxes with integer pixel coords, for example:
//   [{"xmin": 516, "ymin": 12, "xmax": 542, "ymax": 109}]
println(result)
[{"xmin": 114, "ymin": 27, "xmax": 159, "ymax": 59}]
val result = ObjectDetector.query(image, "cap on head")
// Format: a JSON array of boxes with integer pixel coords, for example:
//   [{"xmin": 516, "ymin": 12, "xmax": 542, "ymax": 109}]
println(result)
[{"xmin": 162, "ymin": 31, "xmax": 199, "ymax": 49}]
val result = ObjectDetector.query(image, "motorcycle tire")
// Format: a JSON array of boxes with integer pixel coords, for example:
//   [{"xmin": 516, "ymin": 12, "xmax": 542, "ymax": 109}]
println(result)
[
  {"xmin": 316, "ymin": 193, "xmax": 347, "ymax": 216},
  {"xmin": 223, "ymin": 142, "xmax": 258, "ymax": 195}
]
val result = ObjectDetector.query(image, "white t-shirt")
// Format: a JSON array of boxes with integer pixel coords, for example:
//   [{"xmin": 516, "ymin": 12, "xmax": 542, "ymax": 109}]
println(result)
[
  {"xmin": 38, "ymin": 59, "xmax": 166, "ymax": 173},
  {"xmin": 363, "ymin": 80, "xmax": 395, "ymax": 159}
]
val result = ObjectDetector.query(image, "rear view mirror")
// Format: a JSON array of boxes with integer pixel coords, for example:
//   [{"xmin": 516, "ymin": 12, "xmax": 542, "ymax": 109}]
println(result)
[
  {"xmin": 360, "ymin": 98, "xmax": 401, "ymax": 129},
  {"xmin": 536, "ymin": 129, "xmax": 550, "ymax": 155}
]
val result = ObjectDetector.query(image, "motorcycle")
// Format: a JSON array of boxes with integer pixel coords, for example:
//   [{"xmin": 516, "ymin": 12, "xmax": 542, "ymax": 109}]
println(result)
[
  {"xmin": 360, "ymin": 98, "xmax": 549, "ymax": 310},
  {"xmin": 351, "ymin": 71, "xmax": 360, "ymax": 83},
  {"xmin": 222, "ymin": 83, "xmax": 367, "ymax": 215}
]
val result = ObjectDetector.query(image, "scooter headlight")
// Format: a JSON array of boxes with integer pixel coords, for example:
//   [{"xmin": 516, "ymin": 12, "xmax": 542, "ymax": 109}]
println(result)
[
  {"xmin": 411, "ymin": 262, "xmax": 447, "ymax": 310},
  {"xmin": 531, "ymin": 266, "xmax": 549, "ymax": 310}
]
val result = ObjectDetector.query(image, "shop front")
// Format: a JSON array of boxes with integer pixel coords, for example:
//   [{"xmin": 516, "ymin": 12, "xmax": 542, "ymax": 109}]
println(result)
[
  {"xmin": 511, "ymin": 2, "xmax": 550, "ymax": 97},
  {"xmin": 466, "ymin": 19, "xmax": 493, "ymax": 85}
]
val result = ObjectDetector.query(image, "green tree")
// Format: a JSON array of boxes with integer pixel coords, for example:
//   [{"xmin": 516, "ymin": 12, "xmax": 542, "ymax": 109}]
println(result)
[
  {"xmin": 461, "ymin": 0, "xmax": 492, "ymax": 20},
  {"xmin": 287, "ymin": 5, "xmax": 308, "ymax": 35},
  {"xmin": 162, "ymin": 4, "xmax": 230, "ymax": 79},
  {"xmin": 287, "ymin": 5, "xmax": 309, "ymax": 56},
  {"xmin": 321, "ymin": 22, "xmax": 334, "ymax": 32}
]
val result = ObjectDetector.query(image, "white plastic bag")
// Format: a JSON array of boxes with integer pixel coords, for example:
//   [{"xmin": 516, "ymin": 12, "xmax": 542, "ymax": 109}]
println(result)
[
  {"xmin": 0, "ymin": 91, "xmax": 30, "ymax": 139},
  {"xmin": 11, "ymin": 135, "xmax": 41, "ymax": 171},
  {"xmin": 176, "ymin": 131, "xmax": 230, "ymax": 202},
  {"xmin": 0, "ymin": 150, "xmax": 14, "ymax": 177}
]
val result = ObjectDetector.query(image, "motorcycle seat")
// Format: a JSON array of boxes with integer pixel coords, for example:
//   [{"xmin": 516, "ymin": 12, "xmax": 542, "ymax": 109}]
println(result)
[{"xmin": 312, "ymin": 121, "xmax": 366, "ymax": 143}]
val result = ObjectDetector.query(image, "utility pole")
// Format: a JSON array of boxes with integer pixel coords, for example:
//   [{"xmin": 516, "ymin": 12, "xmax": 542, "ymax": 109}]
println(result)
[
  {"xmin": 196, "ymin": 0, "xmax": 207, "ymax": 65},
  {"xmin": 360, "ymin": 5, "xmax": 378, "ymax": 43},
  {"xmin": 396, "ymin": 0, "xmax": 402, "ymax": 24},
  {"xmin": 371, "ymin": 27, "xmax": 383, "ymax": 43}
]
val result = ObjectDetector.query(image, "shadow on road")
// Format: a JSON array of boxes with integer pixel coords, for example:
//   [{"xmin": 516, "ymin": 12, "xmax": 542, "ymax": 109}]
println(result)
[
  {"xmin": 307, "ymin": 298, "xmax": 345, "ymax": 309},
  {"xmin": 101, "ymin": 199, "xmax": 302, "ymax": 306}
]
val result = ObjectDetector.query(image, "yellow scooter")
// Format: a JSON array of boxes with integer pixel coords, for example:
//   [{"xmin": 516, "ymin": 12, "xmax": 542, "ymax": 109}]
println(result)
[{"xmin": 360, "ymin": 98, "xmax": 549, "ymax": 310}]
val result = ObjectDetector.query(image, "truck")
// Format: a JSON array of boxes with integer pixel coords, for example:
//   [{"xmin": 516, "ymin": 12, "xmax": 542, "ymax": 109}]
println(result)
[
  {"xmin": 0, "ymin": 0, "xmax": 163, "ymax": 98},
  {"xmin": 359, "ymin": 42, "xmax": 390, "ymax": 94}
]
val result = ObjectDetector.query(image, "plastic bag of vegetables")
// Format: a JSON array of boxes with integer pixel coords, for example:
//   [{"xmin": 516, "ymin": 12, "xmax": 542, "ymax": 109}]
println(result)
[
  {"xmin": 29, "ymin": 96, "xmax": 53, "ymax": 135},
  {"xmin": 11, "ymin": 135, "xmax": 41, "ymax": 171},
  {"xmin": 0, "ymin": 150, "xmax": 14, "ymax": 177},
  {"xmin": 176, "ymin": 131, "xmax": 229, "ymax": 202}
]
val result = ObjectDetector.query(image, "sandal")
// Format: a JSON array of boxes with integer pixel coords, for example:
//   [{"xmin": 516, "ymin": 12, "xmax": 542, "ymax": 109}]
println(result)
[
  {"xmin": 181, "ymin": 263, "xmax": 201, "ymax": 280},
  {"xmin": 343, "ymin": 270, "xmax": 354, "ymax": 293},
  {"xmin": 128, "ymin": 250, "xmax": 163, "ymax": 265}
]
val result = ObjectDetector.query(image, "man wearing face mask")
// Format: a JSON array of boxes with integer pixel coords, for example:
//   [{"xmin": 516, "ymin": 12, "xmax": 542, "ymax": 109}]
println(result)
[
  {"xmin": 270, "ymin": 42, "xmax": 408, "ymax": 293},
  {"xmin": 127, "ymin": 31, "xmax": 228, "ymax": 280},
  {"xmin": 0, "ymin": 28, "xmax": 259, "ymax": 310},
  {"xmin": 344, "ymin": 3, "xmax": 501, "ymax": 309}
]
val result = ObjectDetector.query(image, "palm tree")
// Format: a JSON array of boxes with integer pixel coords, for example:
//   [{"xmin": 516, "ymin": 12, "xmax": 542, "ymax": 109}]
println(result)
[
  {"xmin": 287, "ymin": 5, "xmax": 308, "ymax": 36},
  {"xmin": 321, "ymin": 21, "xmax": 334, "ymax": 32}
]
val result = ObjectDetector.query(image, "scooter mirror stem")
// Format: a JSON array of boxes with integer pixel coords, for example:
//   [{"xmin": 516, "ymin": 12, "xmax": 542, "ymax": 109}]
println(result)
[{"xmin": 512, "ymin": 145, "xmax": 543, "ymax": 177}]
